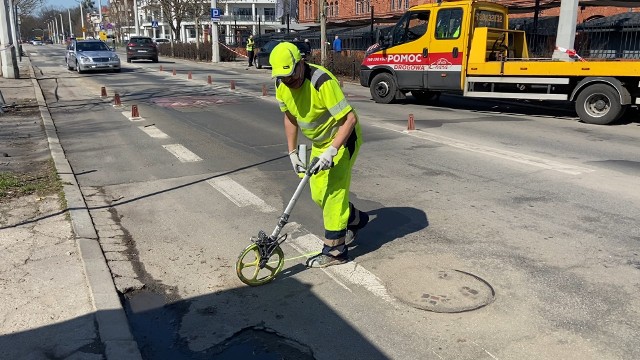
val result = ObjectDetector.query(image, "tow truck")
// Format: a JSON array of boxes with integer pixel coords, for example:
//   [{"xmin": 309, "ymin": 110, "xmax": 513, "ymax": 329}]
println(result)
[{"xmin": 359, "ymin": 0, "xmax": 640, "ymax": 125}]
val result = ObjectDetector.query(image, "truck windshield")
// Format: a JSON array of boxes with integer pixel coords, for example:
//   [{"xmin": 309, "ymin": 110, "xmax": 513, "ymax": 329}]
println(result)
[
  {"xmin": 474, "ymin": 10, "xmax": 505, "ymax": 29},
  {"xmin": 390, "ymin": 10, "xmax": 430, "ymax": 47}
]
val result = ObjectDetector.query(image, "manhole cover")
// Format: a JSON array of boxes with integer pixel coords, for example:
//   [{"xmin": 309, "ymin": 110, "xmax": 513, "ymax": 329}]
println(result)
[{"xmin": 384, "ymin": 263, "xmax": 494, "ymax": 313}]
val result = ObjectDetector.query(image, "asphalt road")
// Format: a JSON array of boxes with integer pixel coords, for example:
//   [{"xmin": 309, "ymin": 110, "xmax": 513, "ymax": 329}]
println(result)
[{"xmin": 28, "ymin": 43, "xmax": 640, "ymax": 360}]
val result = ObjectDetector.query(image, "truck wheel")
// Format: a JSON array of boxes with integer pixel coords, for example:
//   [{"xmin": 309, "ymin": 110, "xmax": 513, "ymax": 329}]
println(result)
[
  {"xmin": 412, "ymin": 90, "xmax": 440, "ymax": 104},
  {"xmin": 575, "ymin": 83, "xmax": 625, "ymax": 125},
  {"xmin": 370, "ymin": 73, "xmax": 397, "ymax": 104}
]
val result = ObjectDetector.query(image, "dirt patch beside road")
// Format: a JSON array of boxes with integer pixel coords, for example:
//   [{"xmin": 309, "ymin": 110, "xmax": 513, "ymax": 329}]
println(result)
[{"xmin": 0, "ymin": 96, "xmax": 61, "ymax": 202}]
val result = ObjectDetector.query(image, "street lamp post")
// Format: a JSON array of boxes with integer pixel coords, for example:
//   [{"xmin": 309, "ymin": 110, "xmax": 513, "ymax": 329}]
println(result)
[
  {"xmin": 133, "ymin": 0, "xmax": 139, "ymax": 36},
  {"xmin": 59, "ymin": 13, "xmax": 65, "ymax": 41},
  {"xmin": 54, "ymin": 17, "xmax": 59, "ymax": 43},
  {"xmin": 68, "ymin": 9, "xmax": 73, "ymax": 37},
  {"xmin": 80, "ymin": 3, "xmax": 85, "ymax": 39}
]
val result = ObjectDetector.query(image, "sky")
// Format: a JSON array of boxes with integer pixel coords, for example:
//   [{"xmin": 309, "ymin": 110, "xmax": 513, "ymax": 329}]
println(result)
[{"xmin": 45, "ymin": 0, "xmax": 101, "ymax": 10}]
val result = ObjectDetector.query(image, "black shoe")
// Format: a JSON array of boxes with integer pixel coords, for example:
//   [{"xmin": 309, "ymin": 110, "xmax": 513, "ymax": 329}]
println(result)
[
  {"xmin": 305, "ymin": 252, "xmax": 349, "ymax": 268},
  {"xmin": 345, "ymin": 211, "xmax": 369, "ymax": 246}
]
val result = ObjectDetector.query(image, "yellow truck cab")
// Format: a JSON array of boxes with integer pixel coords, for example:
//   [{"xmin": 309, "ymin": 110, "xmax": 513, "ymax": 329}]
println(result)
[{"xmin": 360, "ymin": 0, "xmax": 640, "ymax": 125}]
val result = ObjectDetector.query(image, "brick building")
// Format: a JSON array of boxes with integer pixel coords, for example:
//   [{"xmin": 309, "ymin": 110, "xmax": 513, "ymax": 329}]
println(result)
[{"xmin": 297, "ymin": 0, "xmax": 639, "ymax": 25}]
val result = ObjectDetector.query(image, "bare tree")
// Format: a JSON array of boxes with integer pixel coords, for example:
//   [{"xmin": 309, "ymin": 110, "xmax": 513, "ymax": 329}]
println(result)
[
  {"xmin": 184, "ymin": 0, "xmax": 209, "ymax": 57},
  {"xmin": 16, "ymin": 0, "xmax": 43, "ymax": 15},
  {"xmin": 158, "ymin": 0, "xmax": 190, "ymax": 42}
]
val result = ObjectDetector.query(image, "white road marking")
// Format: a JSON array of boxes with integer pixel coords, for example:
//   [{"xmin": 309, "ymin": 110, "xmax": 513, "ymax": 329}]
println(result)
[
  {"xmin": 162, "ymin": 144, "xmax": 202, "ymax": 162},
  {"xmin": 138, "ymin": 125, "xmax": 169, "ymax": 139},
  {"xmin": 290, "ymin": 233, "xmax": 395, "ymax": 303},
  {"xmin": 206, "ymin": 176, "xmax": 276, "ymax": 213},
  {"xmin": 121, "ymin": 111, "xmax": 144, "ymax": 121},
  {"xmin": 471, "ymin": 341, "xmax": 499, "ymax": 360},
  {"xmin": 371, "ymin": 123, "xmax": 594, "ymax": 175}
]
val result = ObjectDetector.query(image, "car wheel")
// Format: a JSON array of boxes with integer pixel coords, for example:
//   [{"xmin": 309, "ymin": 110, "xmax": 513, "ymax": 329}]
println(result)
[
  {"xmin": 370, "ymin": 72, "xmax": 397, "ymax": 104},
  {"xmin": 127, "ymin": 58, "xmax": 132, "ymax": 63},
  {"xmin": 152, "ymin": 57, "xmax": 158, "ymax": 63},
  {"xmin": 114, "ymin": 68, "xmax": 121, "ymax": 73},
  {"xmin": 76, "ymin": 61, "xmax": 83, "ymax": 74},
  {"xmin": 66, "ymin": 58, "xmax": 72, "ymax": 70},
  {"xmin": 256, "ymin": 58, "xmax": 262, "ymax": 69}
]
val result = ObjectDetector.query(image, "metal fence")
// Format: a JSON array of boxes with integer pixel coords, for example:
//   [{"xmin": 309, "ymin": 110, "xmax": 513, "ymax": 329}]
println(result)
[
  {"xmin": 511, "ymin": 13, "xmax": 640, "ymax": 59},
  {"xmin": 254, "ymin": 24, "xmax": 392, "ymax": 52}
]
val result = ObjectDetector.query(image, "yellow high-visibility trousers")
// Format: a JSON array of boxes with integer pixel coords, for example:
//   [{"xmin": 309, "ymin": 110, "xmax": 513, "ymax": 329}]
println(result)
[{"xmin": 309, "ymin": 126, "xmax": 362, "ymax": 240}]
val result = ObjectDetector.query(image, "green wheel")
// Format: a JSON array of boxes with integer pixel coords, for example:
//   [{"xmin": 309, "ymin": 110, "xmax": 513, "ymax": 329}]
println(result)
[{"xmin": 236, "ymin": 243, "xmax": 285, "ymax": 286}]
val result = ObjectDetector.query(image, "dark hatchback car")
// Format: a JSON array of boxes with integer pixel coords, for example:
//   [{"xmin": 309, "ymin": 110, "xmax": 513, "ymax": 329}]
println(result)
[
  {"xmin": 126, "ymin": 36, "xmax": 158, "ymax": 63},
  {"xmin": 255, "ymin": 40, "xmax": 311, "ymax": 69}
]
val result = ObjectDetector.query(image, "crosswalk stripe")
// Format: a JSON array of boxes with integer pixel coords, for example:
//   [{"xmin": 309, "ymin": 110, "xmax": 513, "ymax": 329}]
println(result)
[
  {"xmin": 206, "ymin": 176, "xmax": 276, "ymax": 213},
  {"xmin": 138, "ymin": 125, "xmax": 169, "ymax": 139},
  {"xmin": 162, "ymin": 144, "xmax": 202, "ymax": 162}
]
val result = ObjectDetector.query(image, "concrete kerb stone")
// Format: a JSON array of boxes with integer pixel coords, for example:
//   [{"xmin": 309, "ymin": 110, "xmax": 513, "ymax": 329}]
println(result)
[{"xmin": 29, "ymin": 60, "xmax": 143, "ymax": 360}]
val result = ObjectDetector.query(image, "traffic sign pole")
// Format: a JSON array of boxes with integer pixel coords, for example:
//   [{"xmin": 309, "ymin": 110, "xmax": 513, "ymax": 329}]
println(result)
[{"xmin": 211, "ymin": 1, "xmax": 220, "ymax": 63}]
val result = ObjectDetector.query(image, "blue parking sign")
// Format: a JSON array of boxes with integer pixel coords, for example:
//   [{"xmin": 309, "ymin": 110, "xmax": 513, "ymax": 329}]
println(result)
[
  {"xmin": 211, "ymin": 8, "xmax": 221, "ymax": 22},
  {"xmin": 151, "ymin": 20, "xmax": 158, "ymax": 28}
]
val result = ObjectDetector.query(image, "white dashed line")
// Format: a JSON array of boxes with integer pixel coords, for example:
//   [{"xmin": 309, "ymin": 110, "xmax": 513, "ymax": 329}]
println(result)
[
  {"xmin": 162, "ymin": 144, "xmax": 202, "ymax": 162},
  {"xmin": 138, "ymin": 125, "xmax": 169, "ymax": 139},
  {"xmin": 206, "ymin": 176, "xmax": 276, "ymax": 213},
  {"xmin": 371, "ymin": 122, "xmax": 594, "ymax": 175}
]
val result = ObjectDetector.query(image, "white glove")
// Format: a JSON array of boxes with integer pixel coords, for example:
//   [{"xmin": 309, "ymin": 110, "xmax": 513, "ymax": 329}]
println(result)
[
  {"xmin": 311, "ymin": 146, "xmax": 338, "ymax": 174},
  {"xmin": 289, "ymin": 150, "xmax": 305, "ymax": 173}
]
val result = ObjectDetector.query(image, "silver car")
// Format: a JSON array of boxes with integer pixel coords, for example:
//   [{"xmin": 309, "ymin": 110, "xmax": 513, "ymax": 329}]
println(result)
[{"xmin": 66, "ymin": 40, "xmax": 121, "ymax": 73}]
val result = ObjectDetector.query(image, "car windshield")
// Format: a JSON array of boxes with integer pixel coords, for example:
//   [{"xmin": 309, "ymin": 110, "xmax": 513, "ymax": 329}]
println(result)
[
  {"xmin": 131, "ymin": 38, "xmax": 153, "ymax": 44},
  {"xmin": 77, "ymin": 42, "xmax": 109, "ymax": 51}
]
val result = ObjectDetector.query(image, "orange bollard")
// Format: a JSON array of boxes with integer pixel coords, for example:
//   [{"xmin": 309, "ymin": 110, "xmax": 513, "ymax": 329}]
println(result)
[
  {"xmin": 407, "ymin": 114, "xmax": 415, "ymax": 131},
  {"xmin": 339, "ymin": 80, "xmax": 343, "ymax": 88},
  {"xmin": 207, "ymin": 75, "xmax": 212, "ymax": 84},
  {"xmin": 172, "ymin": 68, "xmax": 176, "ymax": 76},
  {"xmin": 131, "ymin": 105, "xmax": 140, "ymax": 118},
  {"xmin": 262, "ymin": 84, "xmax": 267, "ymax": 96},
  {"xmin": 160, "ymin": 65, "xmax": 163, "ymax": 71},
  {"xmin": 188, "ymin": 71, "xmax": 192, "ymax": 79},
  {"xmin": 100, "ymin": 86, "xmax": 107, "ymax": 97},
  {"xmin": 230, "ymin": 80, "xmax": 236, "ymax": 90},
  {"xmin": 113, "ymin": 93, "xmax": 122, "ymax": 106}
]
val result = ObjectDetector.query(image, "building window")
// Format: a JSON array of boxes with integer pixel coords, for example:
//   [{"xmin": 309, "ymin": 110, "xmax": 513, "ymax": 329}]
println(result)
[{"xmin": 356, "ymin": 0, "xmax": 370, "ymax": 14}]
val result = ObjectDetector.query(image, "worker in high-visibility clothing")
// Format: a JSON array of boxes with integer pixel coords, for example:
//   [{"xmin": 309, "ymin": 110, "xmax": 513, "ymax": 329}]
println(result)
[
  {"xmin": 270, "ymin": 42, "xmax": 369, "ymax": 268},
  {"xmin": 246, "ymin": 34, "xmax": 255, "ymax": 67}
]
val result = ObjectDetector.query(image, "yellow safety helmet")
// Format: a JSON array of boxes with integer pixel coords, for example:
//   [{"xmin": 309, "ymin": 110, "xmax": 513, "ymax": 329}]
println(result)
[{"xmin": 270, "ymin": 41, "xmax": 302, "ymax": 78}]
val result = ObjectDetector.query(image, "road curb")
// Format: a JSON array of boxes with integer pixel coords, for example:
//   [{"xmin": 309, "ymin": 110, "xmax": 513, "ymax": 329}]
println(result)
[{"xmin": 29, "ymin": 59, "xmax": 143, "ymax": 360}]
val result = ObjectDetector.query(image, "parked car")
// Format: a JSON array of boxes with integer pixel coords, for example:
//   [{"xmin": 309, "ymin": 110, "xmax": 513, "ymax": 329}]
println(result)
[
  {"xmin": 254, "ymin": 40, "xmax": 311, "ymax": 69},
  {"xmin": 153, "ymin": 38, "xmax": 170, "ymax": 44},
  {"xmin": 126, "ymin": 36, "xmax": 159, "ymax": 63},
  {"xmin": 65, "ymin": 39, "xmax": 121, "ymax": 73}
]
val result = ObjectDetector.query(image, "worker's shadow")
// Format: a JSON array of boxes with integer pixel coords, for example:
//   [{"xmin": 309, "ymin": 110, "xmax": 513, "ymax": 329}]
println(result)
[{"xmin": 349, "ymin": 206, "xmax": 429, "ymax": 257}]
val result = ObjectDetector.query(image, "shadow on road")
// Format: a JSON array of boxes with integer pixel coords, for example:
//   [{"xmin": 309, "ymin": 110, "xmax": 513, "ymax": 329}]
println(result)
[{"xmin": 0, "ymin": 276, "xmax": 391, "ymax": 360}]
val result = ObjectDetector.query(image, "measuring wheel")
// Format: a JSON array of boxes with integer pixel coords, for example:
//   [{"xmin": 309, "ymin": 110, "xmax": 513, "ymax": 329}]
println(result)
[{"xmin": 236, "ymin": 243, "xmax": 285, "ymax": 286}]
